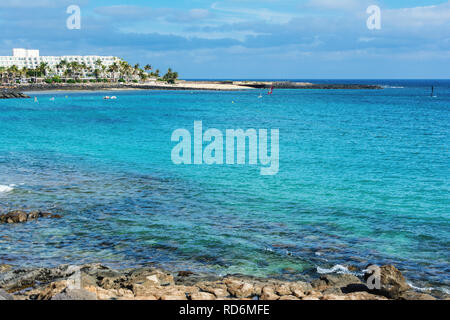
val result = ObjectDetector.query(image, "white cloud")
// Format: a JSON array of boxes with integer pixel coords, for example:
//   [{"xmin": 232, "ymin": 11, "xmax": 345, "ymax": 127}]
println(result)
[
  {"xmin": 384, "ymin": 2, "xmax": 450, "ymax": 28},
  {"xmin": 211, "ymin": 2, "xmax": 295, "ymax": 24},
  {"xmin": 0, "ymin": 0, "xmax": 85, "ymax": 8},
  {"xmin": 306, "ymin": 0, "xmax": 368, "ymax": 11}
]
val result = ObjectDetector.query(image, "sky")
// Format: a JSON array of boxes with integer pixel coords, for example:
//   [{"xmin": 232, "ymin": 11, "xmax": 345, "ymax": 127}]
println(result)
[{"xmin": 0, "ymin": 0, "xmax": 449, "ymax": 79}]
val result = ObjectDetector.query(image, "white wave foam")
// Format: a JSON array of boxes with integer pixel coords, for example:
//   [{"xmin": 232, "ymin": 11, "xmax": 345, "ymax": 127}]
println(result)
[
  {"xmin": 382, "ymin": 85, "xmax": 405, "ymax": 89},
  {"xmin": 317, "ymin": 264, "xmax": 363, "ymax": 276},
  {"xmin": 317, "ymin": 264, "xmax": 350, "ymax": 274},
  {"xmin": 0, "ymin": 185, "xmax": 14, "ymax": 193},
  {"xmin": 407, "ymin": 282, "xmax": 450, "ymax": 295},
  {"xmin": 407, "ymin": 282, "xmax": 432, "ymax": 292}
]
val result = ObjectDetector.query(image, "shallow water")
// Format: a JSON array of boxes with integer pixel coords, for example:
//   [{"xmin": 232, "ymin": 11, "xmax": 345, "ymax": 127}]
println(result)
[{"xmin": 0, "ymin": 80, "xmax": 449, "ymax": 292}]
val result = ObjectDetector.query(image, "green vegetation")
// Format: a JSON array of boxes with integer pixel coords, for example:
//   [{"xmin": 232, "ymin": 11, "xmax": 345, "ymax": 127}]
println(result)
[
  {"xmin": 161, "ymin": 68, "xmax": 179, "ymax": 84},
  {"xmin": 0, "ymin": 58, "xmax": 179, "ymax": 85}
]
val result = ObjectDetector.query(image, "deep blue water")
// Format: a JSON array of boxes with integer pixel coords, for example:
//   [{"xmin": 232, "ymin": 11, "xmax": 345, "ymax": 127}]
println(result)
[{"xmin": 0, "ymin": 80, "xmax": 449, "ymax": 293}]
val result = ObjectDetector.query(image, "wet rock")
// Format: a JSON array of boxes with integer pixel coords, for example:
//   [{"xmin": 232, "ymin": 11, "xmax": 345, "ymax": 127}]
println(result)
[
  {"xmin": 364, "ymin": 265, "xmax": 410, "ymax": 299},
  {"xmin": 1, "ymin": 210, "xmax": 28, "ymax": 223},
  {"xmin": 347, "ymin": 265, "xmax": 358, "ymax": 272},
  {"xmin": 0, "ymin": 289, "xmax": 14, "ymax": 300},
  {"xmin": 0, "ymin": 91, "xmax": 30, "ymax": 99},
  {"xmin": 0, "ymin": 210, "xmax": 61, "ymax": 224},
  {"xmin": 0, "ymin": 264, "xmax": 12, "ymax": 273},
  {"xmin": 178, "ymin": 271, "xmax": 194, "ymax": 277},
  {"xmin": 0, "ymin": 265, "xmax": 80, "ymax": 293},
  {"xmin": 312, "ymin": 274, "xmax": 362, "ymax": 292},
  {"xmin": 27, "ymin": 211, "xmax": 40, "ymax": 221},
  {"xmin": 39, "ymin": 212, "xmax": 53, "ymax": 218}
]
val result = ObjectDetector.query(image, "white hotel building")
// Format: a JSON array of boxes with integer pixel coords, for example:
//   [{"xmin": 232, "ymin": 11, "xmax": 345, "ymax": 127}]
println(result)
[{"xmin": 0, "ymin": 48, "xmax": 121, "ymax": 71}]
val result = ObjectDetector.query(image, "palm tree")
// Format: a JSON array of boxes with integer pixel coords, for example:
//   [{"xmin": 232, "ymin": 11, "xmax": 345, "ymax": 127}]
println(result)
[
  {"xmin": 38, "ymin": 62, "xmax": 49, "ymax": 77},
  {"xmin": 80, "ymin": 62, "xmax": 88, "ymax": 79},
  {"xmin": 93, "ymin": 68, "xmax": 101, "ymax": 80},
  {"xmin": 144, "ymin": 64, "xmax": 152, "ymax": 72},
  {"xmin": 56, "ymin": 60, "xmax": 68, "ymax": 79},
  {"xmin": 139, "ymin": 71, "xmax": 148, "ymax": 82},
  {"xmin": 162, "ymin": 68, "xmax": 179, "ymax": 84},
  {"xmin": 7, "ymin": 65, "xmax": 20, "ymax": 83},
  {"xmin": 95, "ymin": 59, "xmax": 103, "ymax": 69},
  {"xmin": 0, "ymin": 67, "xmax": 7, "ymax": 84},
  {"xmin": 119, "ymin": 61, "xmax": 133, "ymax": 81},
  {"xmin": 108, "ymin": 62, "xmax": 119, "ymax": 82}
]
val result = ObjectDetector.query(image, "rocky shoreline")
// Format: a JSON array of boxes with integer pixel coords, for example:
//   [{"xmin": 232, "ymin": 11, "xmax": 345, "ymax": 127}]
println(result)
[
  {"xmin": 0, "ymin": 90, "xmax": 30, "ymax": 99},
  {"xmin": 0, "ymin": 209, "xmax": 446, "ymax": 301},
  {"xmin": 0, "ymin": 263, "xmax": 443, "ymax": 301},
  {"xmin": 3, "ymin": 81, "xmax": 383, "ymax": 93}
]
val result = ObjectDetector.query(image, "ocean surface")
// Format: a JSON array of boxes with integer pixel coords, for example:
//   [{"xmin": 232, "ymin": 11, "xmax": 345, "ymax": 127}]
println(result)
[{"xmin": 0, "ymin": 80, "xmax": 449, "ymax": 293}]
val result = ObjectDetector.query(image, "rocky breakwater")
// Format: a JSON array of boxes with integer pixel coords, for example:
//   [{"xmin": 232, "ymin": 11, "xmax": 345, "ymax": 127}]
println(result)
[
  {"xmin": 0, "ymin": 91, "xmax": 30, "ymax": 99},
  {"xmin": 0, "ymin": 210, "xmax": 62, "ymax": 224},
  {"xmin": 0, "ymin": 263, "xmax": 443, "ymax": 301},
  {"xmin": 236, "ymin": 81, "xmax": 383, "ymax": 90}
]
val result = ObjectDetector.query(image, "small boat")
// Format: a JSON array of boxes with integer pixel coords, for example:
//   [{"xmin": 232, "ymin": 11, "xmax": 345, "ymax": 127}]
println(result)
[
  {"xmin": 103, "ymin": 96, "xmax": 110, "ymax": 100},
  {"xmin": 268, "ymin": 86, "xmax": 274, "ymax": 95},
  {"xmin": 50, "ymin": 97, "xmax": 55, "ymax": 101},
  {"xmin": 110, "ymin": 96, "xmax": 117, "ymax": 100}
]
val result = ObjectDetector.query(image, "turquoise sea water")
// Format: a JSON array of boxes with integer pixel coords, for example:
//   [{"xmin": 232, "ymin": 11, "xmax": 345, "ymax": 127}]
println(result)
[{"xmin": 0, "ymin": 80, "xmax": 449, "ymax": 292}]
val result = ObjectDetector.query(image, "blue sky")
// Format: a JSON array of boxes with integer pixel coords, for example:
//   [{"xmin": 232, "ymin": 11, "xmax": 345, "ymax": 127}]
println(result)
[{"xmin": 0, "ymin": 0, "xmax": 449, "ymax": 78}]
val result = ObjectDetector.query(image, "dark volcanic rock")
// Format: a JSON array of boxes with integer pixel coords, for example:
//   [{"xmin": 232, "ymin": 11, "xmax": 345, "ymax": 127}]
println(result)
[
  {"xmin": 0, "ymin": 210, "xmax": 61, "ymax": 224},
  {"xmin": 0, "ymin": 91, "xmax": 30, "ymax": 99},
  {"xmin": 0, "ymin": 210, "xmax": 28, "ymax": 223},
  {"xmin": 0, "ymin": 265, "xmax": 76, "ymax": 292},
  {"xmin": 239, "ymin": 81, "xmax": 382, "ymax": 90},
  {"xmin": 312, "ymin": 274, "xmax": 363, "ymax": 293}
]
